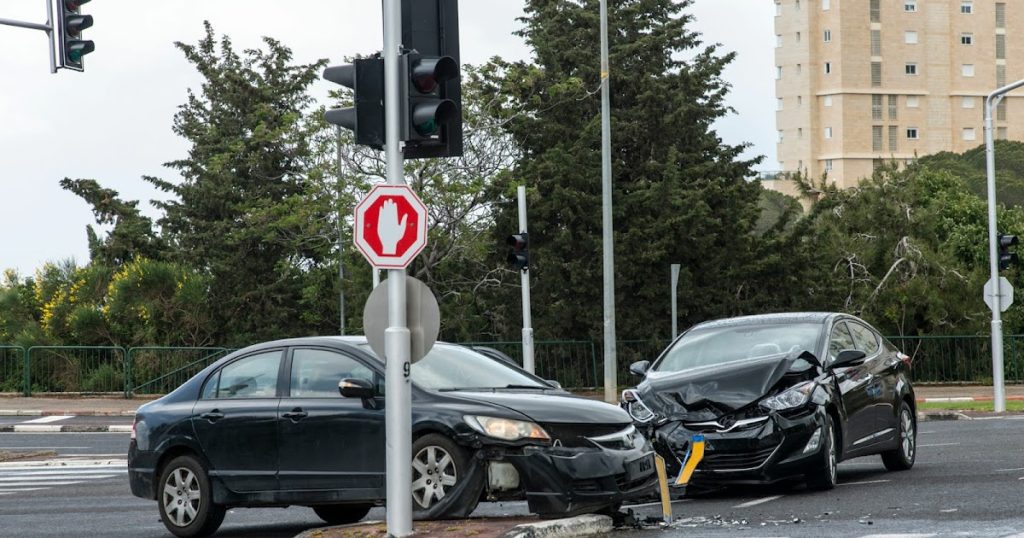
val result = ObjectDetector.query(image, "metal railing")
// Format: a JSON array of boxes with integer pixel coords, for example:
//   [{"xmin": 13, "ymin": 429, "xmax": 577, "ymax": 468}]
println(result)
[
  {"xmin": 26, "ymin": 346, "xmax": 127, "ymax": 396},
  {"xmin": 0, "ymin": 346, "xmax": 26, "ymax": 395},
  {"xmin": 127, "ymin": 347, "xmax": 233, "ymax": 397}
]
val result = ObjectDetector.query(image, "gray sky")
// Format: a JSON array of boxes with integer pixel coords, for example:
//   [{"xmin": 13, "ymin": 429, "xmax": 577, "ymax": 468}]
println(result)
[{"xmin": 0, "ymin": 0, "xmax": 774, "ymax": 277}]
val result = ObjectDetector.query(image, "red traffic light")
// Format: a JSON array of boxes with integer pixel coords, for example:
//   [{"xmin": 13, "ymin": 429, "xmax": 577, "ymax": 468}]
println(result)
[
  {"xmin": 410, "ymin": 56, "xmax": 458, "ymax": 94},
  {"xmin": 507, "ymin": 233, "xmax": 529, "ymax": 271}
]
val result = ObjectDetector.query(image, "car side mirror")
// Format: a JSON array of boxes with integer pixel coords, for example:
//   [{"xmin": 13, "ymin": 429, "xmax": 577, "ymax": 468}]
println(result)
[
  {"xmin": 830, "ymin": 349, "xmax": 867, "ymax": 369},
  {"xmin": 338, "ymin": 378, "xmax": 375, "ymax": 399},
  {"xmin": 629, "ymin": 360, "xmax": 650, "ymax": 377},
  {"xmin": 545, "ymin": 379, "xmax": 563, "ymax": 390}
]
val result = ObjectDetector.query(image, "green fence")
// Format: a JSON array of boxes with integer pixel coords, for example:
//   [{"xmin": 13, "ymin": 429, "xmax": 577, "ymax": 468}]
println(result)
[
  {"xmin": 464, "ymin": 340, "xmax": 598, "ymax": 388},
  {"xmin": 0, "ymin": 346, "xmax": 26, "ymax": 394},
  {"xmin": 26, "ymin": 346, "xmax": 126, "ymax": 395},
  {"xmin": 128, "ymin": 347, "xmax": 234, "ymax": 396},
  {"xmin": 887, "ymin": 335, "xmax": 1024, "ymax": 384}
]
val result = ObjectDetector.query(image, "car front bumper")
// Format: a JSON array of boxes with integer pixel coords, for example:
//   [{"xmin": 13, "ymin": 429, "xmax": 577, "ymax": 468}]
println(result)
[{"xmin": 651, "ymin": 406, "xmax": 827, "ymax": 486}]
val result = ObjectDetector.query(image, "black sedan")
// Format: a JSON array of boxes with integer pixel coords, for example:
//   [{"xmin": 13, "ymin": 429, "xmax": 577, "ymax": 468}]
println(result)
[
  {"xmin": 621, "ymin": 312, "xmax": 916, "ymax": 491},
  {"xmin": 129, "ymin": 336, "xmax": 656, "ymax": 537}
]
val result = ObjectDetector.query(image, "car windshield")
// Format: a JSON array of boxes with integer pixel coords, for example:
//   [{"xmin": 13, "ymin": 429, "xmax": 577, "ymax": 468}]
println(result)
[
  {"xmin": 653, "ymin": 322, "xmax": 822, "ymax": 373},
  {"xmin": 359, "ymin": 343, "xmax": 547, "ymax": 391}
]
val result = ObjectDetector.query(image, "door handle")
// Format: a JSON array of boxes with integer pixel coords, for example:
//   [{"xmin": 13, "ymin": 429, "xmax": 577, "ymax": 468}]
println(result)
[
  {"xmin": 200, "ymin": 410, "xmax": 224, "ymax": 422},
  {"xmin": 282, "ymin": 408, "xmax": 308, "ymax": 420}
]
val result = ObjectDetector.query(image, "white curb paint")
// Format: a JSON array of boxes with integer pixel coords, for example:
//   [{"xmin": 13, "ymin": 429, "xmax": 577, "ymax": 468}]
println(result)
[
  {"xmin": 923, "ymin": 397, "xmax": 975, "ymax": 402},
  {"xmin": 107, "ymin": 425, "xmax": 132, "ymax": 433},
  {"xmin": 12, "ymin": 425, "xmax": 62, "ymax": 432}
]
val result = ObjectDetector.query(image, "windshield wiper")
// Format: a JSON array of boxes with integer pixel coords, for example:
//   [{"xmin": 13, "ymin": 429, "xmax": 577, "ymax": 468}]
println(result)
[
  {"xmin": 503, "ymin": 384, "xmax": 548, "ymax": 390},
  {"xmin": 436, "ymin": 385, "xmax": 548, "ymax": 392}
]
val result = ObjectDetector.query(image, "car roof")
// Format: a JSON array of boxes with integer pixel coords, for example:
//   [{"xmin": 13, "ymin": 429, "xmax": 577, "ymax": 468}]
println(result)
[{"xmin": 691, "ymin": 312, "xmax": 840, "ymax": 330}]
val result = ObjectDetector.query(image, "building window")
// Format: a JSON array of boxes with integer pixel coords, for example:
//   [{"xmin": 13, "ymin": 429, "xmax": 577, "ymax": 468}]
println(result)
[
  {"xmin": 873, "ymin": 159, "xmax": 885, "ymax": 171},
  {"xmin": 873, "ymin": 126, "xmax": 884, "ymax": 151},
  {"xmin": 998, "ymin": 101, "xmax": 1007, "ymax": 121},
  {"xmin": 906, "ymin": 63, "xmax": 918, "ymax": 75},
  {"xmin": 905, "ymin": 31, "xmax": 918, "ymax": 44},
  {"xmin": 997, "ymin": 35, "xmax": 1006, "ymax": 60},
  {"xmin": 824, "ymin": 62, "xmax": 832, "ymax": 74},
  {"xmin": 905, "ymin": 0, "xmax": 917, "ymax": 12},
  {"xmin": 961, "ymin": 33, "xmax": 973, "ymax": 45},
  {"xmin": 963, "ymin": 128, "xmax": 977, "ymax": 141},
  {"xmin": 962, "ymin": 64, "xmax": 975, "ymax": 77},
  {"xmin": 889, "ymin": 125, "xmax": 899, "ymax": 151},
  {"xmin": 872, "ymin": 62, "xmax": 883, "ymax": 86},
  {"xmin": 907, "ymin": 127, "xmax": 920, "ymax": 139},
  {"xmin": 889, "ymin": 95, "xmax": 898, "ymax": 120},
  {"xmin": 822, "ymin": 0, "xmax": 830, "ymax": 10},
  {"xmin": 963, "ymin": 96, "xmax": 976, "ymax": 108},
  {"xmin": 998, "ymin": 65, "xmax": 1007, "ymax": 86},
  {"xmin": 872, "ymin": 95, "xmax": 883, "ymax": 120},
  {"xmin": 824, "ymin": 29, "xmax": 832, "ymax": 42},
  {"xmin": 998, "ymin": 127, "xmax": 1009, "ymax": 140},
  {"xmin": 907, "ymin": 96, "xmax": 920, "ymax": 108},
  {"xmin": 776, "ymin": 66, "xmax": 782, "ymax": 80},
  {"xmin": 961, "ymin": 1, "xmax": 973, "ymax": 14},
  {"xmin": 871, "ymin": 30, "xmax": 882, "ymax": 56},
  {"xmin": 997, "ymin": 3, "xmax": 1006, "ymax": 28},
  {"xmin": 824, "ymin": 159, "xmax": 834, "ymax": 172},
  {"xmin": 871, "ymin": 0, "xmax": 881, "ymax": 22},
  {"xmin": 825, "ymin": 127, "xmax": 833, "ymax": 139},
  {"xmin": 823, "ymin": 95, "xmax": 832, "ymax": 107}
]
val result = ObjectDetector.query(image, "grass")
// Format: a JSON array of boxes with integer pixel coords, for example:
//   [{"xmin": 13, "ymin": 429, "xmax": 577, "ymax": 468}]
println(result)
[{"xmin": 918, "ymin": 400, "xmax": 1024, "ymax": 412}]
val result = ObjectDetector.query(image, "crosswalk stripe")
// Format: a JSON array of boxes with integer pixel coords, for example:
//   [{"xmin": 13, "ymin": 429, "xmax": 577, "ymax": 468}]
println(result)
[
  {"xmin": 0, "ymin": 468, "xmax": 127, "ymax": 476},
  {"xmin": 0, "ymin": 481, "xmax": 84, "ymax": 487},
  {"xmin": 0, "ymin": 474, "xmax": 115, "ymax": 482},
  {"xmin": 19, "ymin": 416, "xmax": 73, "ymax": 424}
]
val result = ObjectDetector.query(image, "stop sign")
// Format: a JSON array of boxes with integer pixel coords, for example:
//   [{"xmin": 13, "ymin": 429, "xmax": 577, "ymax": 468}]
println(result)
[{"xmin": 354, "ymin": 184, "xmax": 428, "ymax": 269}]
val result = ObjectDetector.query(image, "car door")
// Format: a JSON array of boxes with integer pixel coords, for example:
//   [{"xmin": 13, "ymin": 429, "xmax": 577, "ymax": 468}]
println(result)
[
  {"xmin": 827, "ymin": 321, "xmax": 876, "ymax": 453},
  {"xmin": 191, "ymin": 349, "xmax": 284, "ymax": 493},
  {"xmin": 848, "ymin": 321, "xmax": 898, "ymax": 439},
  {"xmin": 276, "ymin": 347, "xmax": 386, "ymax": 497}
]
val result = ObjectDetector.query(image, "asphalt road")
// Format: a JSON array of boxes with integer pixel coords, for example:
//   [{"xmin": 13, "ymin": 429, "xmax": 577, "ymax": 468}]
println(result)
[{"xmin": 3, "ymin": 417, "xmax": 1024, "ymax": 537}]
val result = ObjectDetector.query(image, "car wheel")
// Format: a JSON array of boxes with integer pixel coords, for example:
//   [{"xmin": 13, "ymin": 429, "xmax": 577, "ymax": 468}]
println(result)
[
  {"xmin": 806, "ymin": 414, "xmax": 838, "ymax": 490},
  {"xmin": 411, "ymin": 433, "xmax": 483, "ymax": 520},
  {"xmin": 881, "ymin": 401, "xmax": 916, "ymax": 471},
  {"xmin": 313, "ymin": 503, "xmax": 373, "ymax": 525},
  {"xmin": 157, "ymin": 455, "xmax": 226, "ymax": 538}
]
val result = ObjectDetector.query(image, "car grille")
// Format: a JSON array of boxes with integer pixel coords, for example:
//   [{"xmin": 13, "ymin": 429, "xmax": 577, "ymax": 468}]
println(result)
[
  {"xmin": 541, "ymin": 423, "xmax": 629, "ymax": 448},
  {"xmin": 699, "ymin": 443, "xmax": 779, "ymax": 472}
]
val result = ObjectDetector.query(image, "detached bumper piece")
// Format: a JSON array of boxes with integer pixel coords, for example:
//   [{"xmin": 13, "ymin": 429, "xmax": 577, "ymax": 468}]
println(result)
[{"xmin": 503, "ymin": 425, "xmax": 658, "ymax": 516}]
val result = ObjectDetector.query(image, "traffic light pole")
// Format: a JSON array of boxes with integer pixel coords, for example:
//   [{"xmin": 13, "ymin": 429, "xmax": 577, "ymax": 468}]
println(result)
[
  {"xmin": 0, "ymin": 0, "xmax": 57, "ymax": 73},
  {"xmin": 517, "ymin": 185, "xmax": 535, "ymax": 374},
  {"xmin": 383, "ymin": 0, "xmax": 413, "ymax": 536},
  {"xmin": 984, "ymin": 79, "xmax": 1024, "ymax": 414}
]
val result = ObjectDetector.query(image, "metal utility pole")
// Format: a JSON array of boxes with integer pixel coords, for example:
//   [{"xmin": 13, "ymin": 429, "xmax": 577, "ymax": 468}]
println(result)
[
  {"xmin": 984, "ymin": 79, "xmax": 1024, "ymax": 413},
  {"xmin": 517, "ymin": 185, "xmax": 535, "ymax": 373},
  {"xmin": 671, "ymin": 264, "xmax": 680, "ymax": 339},
  {"xmin": 383, "ymin": 0, "xmax": 413, "ymax": 534},
  {"xmin": 599, "ymin": 0, "xmax": 618, "ymax": 404},
  {"xmin": 336, "ymin": 127, "xmax": 346, "ymax": 335},
  {"xmin": 0, "ymin": 0, "xmax": 56, "ymax": 73}
]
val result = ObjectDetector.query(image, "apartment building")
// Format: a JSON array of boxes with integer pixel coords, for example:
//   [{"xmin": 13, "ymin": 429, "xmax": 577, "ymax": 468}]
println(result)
[{"xmin": 770, "ymin": 0, "xmax": 1022, "ymax": 197}]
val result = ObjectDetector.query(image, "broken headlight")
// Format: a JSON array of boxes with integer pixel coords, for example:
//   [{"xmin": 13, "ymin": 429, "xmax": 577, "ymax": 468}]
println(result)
[
  {"xmin": 621, "ymin": 389, "xmax": 655, "ymax": 423},
  {"xmin": 465, "ymin": 416, "xmax": 550, "ymax": 441},
  {"xmin": 759, "ymin": 381, "xmax": 815, "ymax": 411}
]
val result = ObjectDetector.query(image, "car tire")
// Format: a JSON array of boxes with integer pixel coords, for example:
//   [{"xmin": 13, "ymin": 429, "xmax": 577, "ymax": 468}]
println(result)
[
  {"xmin": 157, "ymin": 455, "xmax": 226, "ymax": 538},
  {"xmin": 881, "ymin": 401, "xmax": 916, "ymax": 471},
  {"xmin": 806, "ymin": 414, "xmax": 838, "ymax": 491},
  {"xmin": 411, "ymin": 433, "xmax": 483, "ymax": 520},
  {"xmin": 313, "ymin": 503, "xmax": 373, "ymax": 525}
]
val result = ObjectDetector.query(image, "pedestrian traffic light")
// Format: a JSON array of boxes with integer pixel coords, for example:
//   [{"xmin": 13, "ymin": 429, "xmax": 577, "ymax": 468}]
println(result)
[
  {"xmin": 323, "ymin": 58, "xmax": 385, "ymax": 148},
  {"xmin": 999, "ymin": 234, "xmax": 1019, "ymax": 270},
  {"xmin": 400, "ymin": 0, "xmax": 462, "ymax": 159},
  {"xmin": 507, "ymin": 233, "xmax": 529, "ymax": 271},
  {"xmin": 56, "ymin": 0, "xmax": 94, "ymax": 71}
]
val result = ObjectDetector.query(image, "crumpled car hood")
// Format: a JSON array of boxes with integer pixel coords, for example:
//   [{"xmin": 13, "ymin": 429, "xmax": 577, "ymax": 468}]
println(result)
[{"xmin": 638, "ymin": 354, "xmax": 813, "ymax": 422}]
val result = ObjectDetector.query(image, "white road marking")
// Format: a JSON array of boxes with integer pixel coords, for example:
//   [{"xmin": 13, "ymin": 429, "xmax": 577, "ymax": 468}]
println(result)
[
  {"xmin": 0, "ymin": 474, "xmax": 115, "ymax": 482},
  {"xmin": 733, "ymin": 495, "xmax": 784, "ymax": 508},
  {"xmin": 0, "ymin": 446, "xmax": 89, "ymax": 450},
  {"xmin": 859, "ymin": 534, "xmax": 937, "ymax": 538},
  {"xmin": 918, "ymin": 443, "xmax": 960, "ymax": 448},
  {"xmin": 0, "ymin": 480, "xmax": 83, "ymax": 487},
  {"xmin": 0, "ymin": 458, "xmax": 126, "ymax": 468},
  {"xmin": 838, "ymin": 479, "xmax": 891, "ymax": 486},
  {"xmin": 0, "ymin": 469, "xmax": 127, "ymax": 476},
  {"xmin": 995, "ymin": 467, "xmax": 1024, "ymax": 472},
  {"xmin": 19, "ymin": 415, "xmax": 73, "ymax": 424}
]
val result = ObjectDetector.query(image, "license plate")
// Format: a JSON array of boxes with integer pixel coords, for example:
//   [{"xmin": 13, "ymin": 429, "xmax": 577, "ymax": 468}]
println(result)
[{"xmin": 626, "ymin": 453, "xmax": 655, "ymax": 481}]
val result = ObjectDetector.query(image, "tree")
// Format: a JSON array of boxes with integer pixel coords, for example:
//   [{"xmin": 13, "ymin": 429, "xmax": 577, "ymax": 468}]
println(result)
[
  {"xmin": 59, "ymin": 178, "xmax": 164, "ymax": 266},
  {"xmin": 478, "ymin": 0, "xmax": 765, "ymax": 341}
]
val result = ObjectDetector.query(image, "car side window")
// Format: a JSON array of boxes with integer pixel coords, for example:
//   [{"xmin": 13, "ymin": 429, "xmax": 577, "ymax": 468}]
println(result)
[
  {"xmin": 290, "ymin": 348, "xmax": 375, "ymax": 398},
  {"xmin": 200, "ymin": 370, "xmax": 220, "ymax": 400},
  {"xmin": 828, "ymin": 322, "xmax": 856, "ymax": 363},
  {"xmin": 213, "ymin": 351, "xmax": 282, "ymax": 399},
  {"xmin": 848, "ymin": 322, "xmax": 881, "ymax": 356}
]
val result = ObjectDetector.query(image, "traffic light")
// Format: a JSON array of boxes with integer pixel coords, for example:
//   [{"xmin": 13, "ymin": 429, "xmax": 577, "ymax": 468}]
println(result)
[
  {"xmin": 55, "ymin": 0, "xmax": 95, "ymax": 71},
  {"xmin": 507, "ymin": 233, "xmax": 529, "ymax": 271},
  {"xmin": 999, "ymin": 234, "xmax": 1019, "ymax": 270},
  {"xmin": 400, "ymin": 0, "xmax": 462, "ymax": 159},
  {"xmin": 323, "ymin": 58, "xmax": 385, "ymax": 148}
]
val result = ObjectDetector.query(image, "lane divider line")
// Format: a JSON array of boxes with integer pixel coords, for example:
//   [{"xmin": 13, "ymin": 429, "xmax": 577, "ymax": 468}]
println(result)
[{"xmin": 732, "ymin": 495, "xmax": 784, "ymax": 508}]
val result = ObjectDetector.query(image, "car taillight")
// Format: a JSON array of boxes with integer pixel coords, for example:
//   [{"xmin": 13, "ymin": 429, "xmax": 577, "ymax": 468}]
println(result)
[
  {"xmin": 131, "ymin": 416, "xmax": 137, "ymax": 440},
  {"xmin": 898, "ymin": 352, "xmax": 912, "ymax": 367}
]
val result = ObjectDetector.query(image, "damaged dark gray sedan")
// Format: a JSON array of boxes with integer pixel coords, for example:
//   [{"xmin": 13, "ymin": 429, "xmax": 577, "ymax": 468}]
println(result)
[
  {"xmin": 129, "ymin": 336, "xmax": 656, "ymax": 537},
  {"xmin": 622, "ymin": 313, "xmax": 916, "ymax": 491}
]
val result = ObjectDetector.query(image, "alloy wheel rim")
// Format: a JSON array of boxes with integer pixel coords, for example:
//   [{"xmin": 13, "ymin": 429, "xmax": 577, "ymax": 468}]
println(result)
[
  {"xmin": 826, "ymin": 425, "xmax": 837, "ymax": 484},
  {"xmin": 901, "ymin": 409, "xmax": 915, "ymax": 461},
  {"xmin": 162, "ymin": 467, "xmax": 201, "ymax": 528},
  {"xmin": 411, "ymin": 445, "xmax": 457, "ymax": 509}
]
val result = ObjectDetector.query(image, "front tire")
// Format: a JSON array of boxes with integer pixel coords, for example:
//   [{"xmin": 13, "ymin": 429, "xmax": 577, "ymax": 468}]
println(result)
[
  {"xmin": 806, "ymin": 414, "xmax": 838, "ymax": 490},
  {"xmin": 157, "ymin": 455, "xmax": 226, "ymax": 538},
  {"xmin": 313, "ymin": 503, "xmax": 372, "ymax": 525},
  {"xmin": 881, "ymin": 401, "xmax": 916, "ymax": 471},
  {"xmin": 411, "ymin": 433, "xmax": 483, "ymax": 520}
]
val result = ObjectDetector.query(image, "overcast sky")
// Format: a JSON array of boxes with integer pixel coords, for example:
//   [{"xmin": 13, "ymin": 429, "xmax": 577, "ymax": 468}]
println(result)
[{"xmin": 0, "ymin": 0, "xmax": 774, "ymax": 277}]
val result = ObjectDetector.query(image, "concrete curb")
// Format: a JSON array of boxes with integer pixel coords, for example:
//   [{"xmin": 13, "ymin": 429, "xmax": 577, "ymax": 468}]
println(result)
[
  {"xmin": 501, "ymin": 515, "xmax": 614, "ymax": 538},
  {"xmin": 0, "ymin": 410, "xmax": 135, "ymax": 417},
  {"xmin": 0, "ymin": 424, "xmax": 131, "ymax": 433},
  {"xmin": 918, "ymin": 411, "xmax": 972, "ymax": 421}
]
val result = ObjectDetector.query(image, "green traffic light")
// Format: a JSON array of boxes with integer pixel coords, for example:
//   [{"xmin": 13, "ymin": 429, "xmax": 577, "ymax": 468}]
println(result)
[{"xmin": 67, "ymin": 41, "xmax": 95, "ymax": 63}]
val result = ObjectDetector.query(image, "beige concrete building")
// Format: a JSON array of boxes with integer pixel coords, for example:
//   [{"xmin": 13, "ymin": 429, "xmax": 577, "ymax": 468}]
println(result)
[{"xmin": 772, "ymin": 0, "xmax": 1023, "ymax": 193}]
